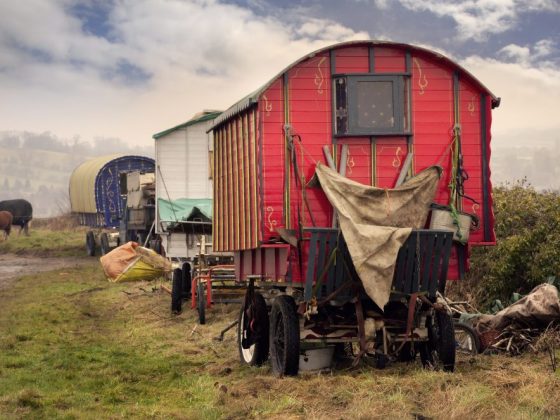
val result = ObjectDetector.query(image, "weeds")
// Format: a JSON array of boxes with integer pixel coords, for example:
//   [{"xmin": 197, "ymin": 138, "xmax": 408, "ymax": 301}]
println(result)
[{"xmin": 1, "ymin": 255, "xmax": 559, "ymax": 418}]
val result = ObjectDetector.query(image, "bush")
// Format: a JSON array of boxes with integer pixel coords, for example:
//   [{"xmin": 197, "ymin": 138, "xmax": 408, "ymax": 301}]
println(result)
[{"xmin": 466, "ymin": 180, "xmax": 560, "ymax": 308}]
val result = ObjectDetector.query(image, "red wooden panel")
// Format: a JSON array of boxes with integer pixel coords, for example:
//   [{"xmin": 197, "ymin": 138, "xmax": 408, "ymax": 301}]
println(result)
[
  {"xmin": 335, "ymin": 46, "xmax": 369, "ymax": 73},
  {"xmin": 337, "ymin": 138, "xmax": 372, "ymax": 186},
  {"xmin": 261, "ymin": 76, "xmax": 286, "ymax": 243},
  {"xmin": 374, "ymin": 47, "xmax": 406, "ymax": 73},
  {"xmin": 375, "ymin": 137, "xmax": 408, "ymax": 188}
]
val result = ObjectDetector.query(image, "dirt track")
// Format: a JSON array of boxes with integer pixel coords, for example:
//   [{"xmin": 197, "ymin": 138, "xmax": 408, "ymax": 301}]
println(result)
[{"xmin": 0, "ymin": 254, "xmax": 94, "ymax": 290}]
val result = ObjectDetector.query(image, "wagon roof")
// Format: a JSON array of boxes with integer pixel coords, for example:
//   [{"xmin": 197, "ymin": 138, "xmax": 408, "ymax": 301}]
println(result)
[
  {"xmin": 69, "ymin": 154, "xmax": 154, "ymax": 214},
  {"xmin": 153, "ymin": 110, "xmax": 222, "ymax": 140},
  {"xmin": 210, "ymin": 40, "xmax": 500, "ymax": 129}
]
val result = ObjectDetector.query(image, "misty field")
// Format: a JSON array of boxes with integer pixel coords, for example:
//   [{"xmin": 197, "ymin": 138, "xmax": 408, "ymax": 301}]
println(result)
[{"xmin": 0, "ymin": 228, "xmax": 558, "ymax": 419}]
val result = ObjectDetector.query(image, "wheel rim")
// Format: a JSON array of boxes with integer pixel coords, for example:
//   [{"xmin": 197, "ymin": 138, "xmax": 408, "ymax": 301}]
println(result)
[
  {"xmin": 240, "ymin": 311, "xmax": 256, "ymax": 362},
  {"xmin": 455, "ymin": 329, "xmax": 476, "ymax": 355}
]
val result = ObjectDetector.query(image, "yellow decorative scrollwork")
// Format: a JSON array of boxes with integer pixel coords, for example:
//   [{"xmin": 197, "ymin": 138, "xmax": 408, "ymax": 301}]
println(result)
[
  {"xmin": 263, "ymin": 94, "xmax": 272, "ymax": 117},
  {"xmin": 413, "ymin": 58, "xmax": 428, "ymax": 95},
  {"xmin": 347, "ymin": 151, "xmax": 355, "ymax": 175},
  {"xmin": 468, "ymin": 95, "xmax": 476, "ymax": 116},
  {"xmin": 314, "ymin": 57, "xmax": 327, "ymax": 95},
  {"xmin": 393, "ymin": 147, "xmax": 403, "ymax": 168},
  {"xmin": 472, "ymin": 203, "xmax": 479, "ymax": 216},
  {"xmin": 266, "ymin": 206, "xmax": 277, "ymax": 232}
]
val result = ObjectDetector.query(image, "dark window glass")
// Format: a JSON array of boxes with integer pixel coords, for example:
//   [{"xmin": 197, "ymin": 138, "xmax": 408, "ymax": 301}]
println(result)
[
  {"xmin": 356, "ymin": 81, "xmax": 394, "ymax": 129},
  {"xmin": 335, "ymin": 75, "xmax": 405, "ymax": 135}
]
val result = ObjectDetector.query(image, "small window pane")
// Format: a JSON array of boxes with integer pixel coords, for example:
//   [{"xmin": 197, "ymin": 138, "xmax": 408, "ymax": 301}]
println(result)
[{"xmin": 356, "ymin": 81, "xmax": 395, "ymax": 129}]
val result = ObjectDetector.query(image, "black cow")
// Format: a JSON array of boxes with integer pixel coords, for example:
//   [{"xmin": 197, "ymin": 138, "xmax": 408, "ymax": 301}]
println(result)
[{"xmin": 0, "ymin": 199, "xmax": 33, "ymax": 235}]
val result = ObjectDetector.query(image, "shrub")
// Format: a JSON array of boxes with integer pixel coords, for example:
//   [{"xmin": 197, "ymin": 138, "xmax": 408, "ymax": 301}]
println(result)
[{"xmin": 466, "ymin": 180, "xmax": 560, "ymax": 308}]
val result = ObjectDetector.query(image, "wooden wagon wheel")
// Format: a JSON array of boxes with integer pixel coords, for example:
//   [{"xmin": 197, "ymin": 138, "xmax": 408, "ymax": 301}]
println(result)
[
  {"xmin": 269, "ymin": 295, "xmax": 300, "ymax": 376},
  {"xmin": 419, "ymin": 311, "xmax": 456, "ymax": 372},
  {"xmin": 237, "ymin": 292, "xmax": 269, "ymax": 366},
  {"xmin": 86, "ymin": 231, "xmax": 95, "ymax": 257}
]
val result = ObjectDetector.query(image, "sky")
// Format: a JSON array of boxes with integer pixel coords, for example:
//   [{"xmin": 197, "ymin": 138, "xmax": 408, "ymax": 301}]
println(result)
[{"xmin": 0, "ymin": 0, "xmax": 559, "ymax": 157}]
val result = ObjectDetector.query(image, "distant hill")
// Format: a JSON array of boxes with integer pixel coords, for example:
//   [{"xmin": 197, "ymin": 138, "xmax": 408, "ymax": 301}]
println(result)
[{"xmin": 0, "ymin": 131, "xmax": 153, "ymax": 217}]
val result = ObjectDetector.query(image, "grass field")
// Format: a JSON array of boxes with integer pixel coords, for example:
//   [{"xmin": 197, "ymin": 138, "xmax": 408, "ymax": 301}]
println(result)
[
  {"xmin": 0, "ymin": 224, "xmax": 85, "ymax": 257},
  {"xmin": 1, "ymin": 230, "xmax": 559, "ymax": 418}
]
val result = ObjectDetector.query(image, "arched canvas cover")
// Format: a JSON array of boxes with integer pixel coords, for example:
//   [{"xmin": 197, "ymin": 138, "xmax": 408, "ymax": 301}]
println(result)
[{"xmin": 69, "ymin": 154, "xmax": 155, "ymax": 228}]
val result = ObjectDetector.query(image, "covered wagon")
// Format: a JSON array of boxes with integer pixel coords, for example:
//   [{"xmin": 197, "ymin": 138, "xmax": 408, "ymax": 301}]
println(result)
[
  {"xmin": 209, "ymin": 40, "xmax": 500, "ymax": 375},
  {"xmin": 69, "ymin": 154, "xmax": 155, "ymax": 256},
  {"xmin": 153, "ymin": 111, "xmax": 235, "ymax": 315}
]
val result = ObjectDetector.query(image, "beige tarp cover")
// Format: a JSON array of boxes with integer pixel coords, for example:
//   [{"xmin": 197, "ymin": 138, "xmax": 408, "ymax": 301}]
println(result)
[
  {"xmin": 315, "ymin": 163, "xmax": 441, "ymax": 309},
  {"xmin": 69, "ymin": 154, "xmax": 124, "ymax": 213},
  {"xmin": 100, "ymin": 241, "xmax": 171, "ymax": 282},
  {"xmin": 474, "ymin": 284, "xmax": 560, "ymax": 332}
]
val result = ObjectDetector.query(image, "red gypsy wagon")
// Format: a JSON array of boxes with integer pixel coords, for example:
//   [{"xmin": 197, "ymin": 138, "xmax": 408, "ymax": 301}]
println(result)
[{"xmin": 208, "ymin": 40, "xmax": 499, "ymax": 375}]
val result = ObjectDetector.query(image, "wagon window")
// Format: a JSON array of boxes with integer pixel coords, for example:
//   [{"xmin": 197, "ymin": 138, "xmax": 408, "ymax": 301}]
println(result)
[{"xmin": 335, "ymin": 75, "xmax": 405, "ymax": 135}]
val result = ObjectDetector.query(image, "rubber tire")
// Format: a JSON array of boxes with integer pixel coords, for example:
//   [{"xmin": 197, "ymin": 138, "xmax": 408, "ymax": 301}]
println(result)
[
  {"xmin": 420, "ymin": 311, "xmax": 456, "ymax": 372},
  {"xmin": 269, "ymin": 295, "xmax": 300, "ymax": 377},
  {"xmin": 454, "ymin": 322, "xmax": 481, "ymax": 355},
  {"xmin": 86, "ymin": 231, "xmax": 96, "ymax": 257},
  {"xmin": 197, "ymin": 281, "xmax": 206, "ymax": 325},
  {"xmin": 181, "ymin": 262, "xmax": 192, "ymax": 298},
  {"xmin": 397, "ymin": 342, "xmax": 416, "ymax": 362},
  {"xmin": 100, "ymin": 233, "xmax": 110, "ymax": 256},
  {"xmin": 376, "ymin": 353, "xmax": 388, "ymax": 369},
  {"xmin": 238, "ymin": 293, "xmax": 269, "ymax": 366},
  {"xmin": 171, "ymin": 268, "xmax": 183, "ymax": 314}
]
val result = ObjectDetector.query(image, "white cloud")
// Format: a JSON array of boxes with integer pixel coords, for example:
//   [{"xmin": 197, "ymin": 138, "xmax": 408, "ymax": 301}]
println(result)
[
  {"xmin": 461, "ymin": 54, "xmax": 560, "ymax": 148},
  {"xmin": 0, "ymin": 0, "xmax": 369, "ymax": 147},
  {"xmin": 498, "ymin": 39, "xmax": 557, "ymax": 68},
  {"xmin": 379, "ymin": 0, "xmax": 560, "ymax": 41}
]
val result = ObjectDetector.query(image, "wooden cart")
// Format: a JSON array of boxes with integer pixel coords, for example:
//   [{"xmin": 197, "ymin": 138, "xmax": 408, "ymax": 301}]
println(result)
[{"xmin": 238, "ymin": 228, "xmax": 455, "ymax": 375}]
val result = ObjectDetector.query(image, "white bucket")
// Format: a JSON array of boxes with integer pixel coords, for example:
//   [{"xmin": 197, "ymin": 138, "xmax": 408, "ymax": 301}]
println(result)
[
  {"xmin": 429, "ymin": 209, "xmax": 472, "ymax": 242},
  {"xmin": 299, "ymin": 346, "xmax": 335, "ymax": 371}
]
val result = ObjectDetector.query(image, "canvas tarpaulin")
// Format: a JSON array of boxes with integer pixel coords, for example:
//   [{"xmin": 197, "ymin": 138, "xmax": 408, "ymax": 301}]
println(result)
[
  {"xmin": 315, "ymin": 163, "xmax": 441, "ymax": 309},
  {"xmin": 100, "ymin": 241, "xmax": 172, "ymax": 282},
  {"xmin": 157, "ymin": 198, "xmax": 212, "ymax": 223},
  {"xmin": 474, "ymin": 284, "xmax": 560, "ymax": 333}
]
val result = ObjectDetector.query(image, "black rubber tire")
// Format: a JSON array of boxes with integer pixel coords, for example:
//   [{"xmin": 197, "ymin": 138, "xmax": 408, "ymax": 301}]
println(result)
[
  {"xmin": 100, "ymin": 233, "xmax": 110, "ymax": 255},
  {"xmin": 181, "ymin": 262, "xmax": 192, "ymax": 298},
  {"xmin": 171, "ymin": 268, "xmax": 183, "ymax": 314},
  {"xmin": 376, "ymin": 353, "xmax": 388, "ymax": 369},
  {"xmin": 454, "ymin": 322, "xmax": 481, "ymax": 355},
  {"xmin": 197, "ymin": 281, "xmax": 206, "ymax": 325},
  {"xmin": 86, "ymin": 231, "xmax": 96, "ymax": 257},
  {"xmin": 420, "ymin": 311, "xmax": 456, "ymax": 372},
  {"xmin": 269, "ymin": 295, "xmax": 300, "ymax": 377},
  {"xmin": 397, "ymin": 342, "xmax": 416, "ymax": 362},
  {"xmin": 238, "ymin": 293, "xmax": 269, "ymax": 366}
]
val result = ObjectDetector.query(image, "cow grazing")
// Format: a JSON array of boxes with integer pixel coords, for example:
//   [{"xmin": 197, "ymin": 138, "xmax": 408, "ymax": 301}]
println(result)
[
  {"xmin": 0, "ymin": 199, "xmax": 33, "ymax": 235},
  {"xmin": 0, "ymin": 210, "xmax": 13, "ymax": 239}
]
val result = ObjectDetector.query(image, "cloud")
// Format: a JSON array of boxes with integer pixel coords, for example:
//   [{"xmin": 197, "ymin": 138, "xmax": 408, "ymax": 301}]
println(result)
[
  {"xmin": 461, "ymin": 53, "xmax": 560, "ymax": 148},
  {"xmin": 374, "ymin": 0, "xmax": 560, "ymax": 41},
  {"xmin": 0, "ymin": 0, "xmax": 369, "ymax": 147}
]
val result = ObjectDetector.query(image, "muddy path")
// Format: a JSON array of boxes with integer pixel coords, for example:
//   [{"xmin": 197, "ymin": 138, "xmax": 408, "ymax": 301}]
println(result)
[{"xmin": 0, "ymin": 253, "xmax": 96, "ymax": 290}]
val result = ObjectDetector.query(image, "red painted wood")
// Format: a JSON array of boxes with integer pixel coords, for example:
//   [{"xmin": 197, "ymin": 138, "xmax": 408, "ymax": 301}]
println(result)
[
  {"xmin": 213, "ymin": 42, "xmax": 497, "ymax": 282},
  {"xmin": 335, "ymin": 46, "xmax": 369, "ymax": 73},
  {"xmin": 375, "ymin": 47, "xmax": 406, "ymax": 73}
]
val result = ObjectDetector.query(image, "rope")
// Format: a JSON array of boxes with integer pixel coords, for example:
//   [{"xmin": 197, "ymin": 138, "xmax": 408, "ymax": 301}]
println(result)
[{"xmin": 157, "ymin": 165, "xmax": 179, "ymax": 224}]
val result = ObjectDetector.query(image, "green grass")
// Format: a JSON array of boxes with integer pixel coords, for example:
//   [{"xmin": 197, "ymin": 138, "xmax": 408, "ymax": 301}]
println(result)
[
  {"xmin": 1, "ymin": 259, "xmax": 559, "ymax": 418},
  {"xmin": 0, "ymin": 227, "xmax": 85, "ymax": 257}
]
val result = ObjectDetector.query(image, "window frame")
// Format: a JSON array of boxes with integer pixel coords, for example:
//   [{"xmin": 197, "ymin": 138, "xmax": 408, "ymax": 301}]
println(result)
[{"xmin": 336, "ymin": 74, "xmax": 406, "ymax": 136}]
